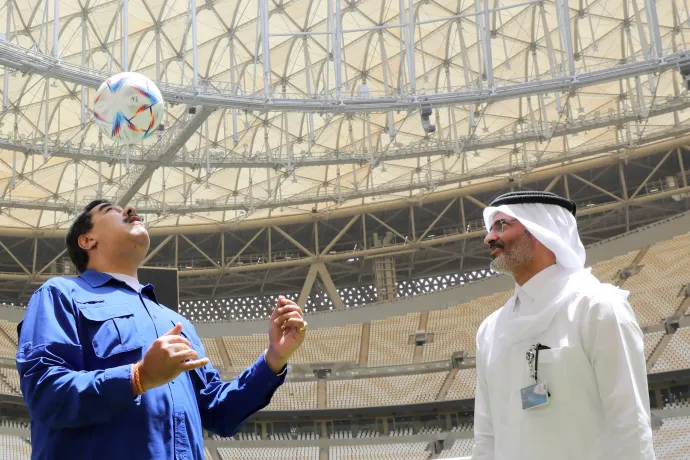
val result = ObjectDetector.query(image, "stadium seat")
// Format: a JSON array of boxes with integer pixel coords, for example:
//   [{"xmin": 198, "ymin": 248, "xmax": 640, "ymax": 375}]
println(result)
[{"xmin": 650, "ymin": 327, "xmax": 690, "ymax": 374}]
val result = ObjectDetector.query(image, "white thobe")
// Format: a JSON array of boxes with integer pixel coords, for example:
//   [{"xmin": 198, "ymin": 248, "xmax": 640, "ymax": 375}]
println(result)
[{"xmin": 472, "ymin": 265, "xmax": 655, "ymax": 460}]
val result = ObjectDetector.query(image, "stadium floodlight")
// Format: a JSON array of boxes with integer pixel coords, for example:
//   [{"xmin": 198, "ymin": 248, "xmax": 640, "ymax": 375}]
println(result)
[
  {"xmin": 680, "ymin": 62, "xmax": 690, "ymax": 90},
  {"xmin": 420, "ymin": 101, "xmax": 436, "ymax": 134}
]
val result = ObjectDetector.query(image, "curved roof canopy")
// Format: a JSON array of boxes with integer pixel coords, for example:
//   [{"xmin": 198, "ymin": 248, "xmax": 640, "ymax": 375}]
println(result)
[{"xmin": 0, "ymin": 0, "xmax": 687, "ymax": 231}]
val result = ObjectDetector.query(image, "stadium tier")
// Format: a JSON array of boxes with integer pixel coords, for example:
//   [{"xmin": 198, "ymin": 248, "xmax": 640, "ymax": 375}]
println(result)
[
  {"xmin": 652, "ymin": 416, "xmax": 690, "ymax": 460},
  {"xmin": 218, "ymin": 447, "xmax": 319, "ymax": 460},
  {"xmin": 329, "ymin": 442, "xmax": 431, "ymax": 460},
  {"xmin": 291, "ymin": 323, "xmax": 363, "ymax": 366},
  {"xmin": 222, "ymin": 335, "xmax": 268, "ymax": 372},
  {"xmin": 0, "ymin": 330, "xmax": 16, "ymax": 360},
  {"xmin": 423, "ymin": 291, "xmax": 511, "ymax": 361},
  {"xmin": 0, "ymin": 434, "xmax": 31, "ymax": 459},
  {"xmin": 588, "ymin": 251, "xmax": 638, "ymax": 286},
  {"xmin": 650, "ymin": 327, "xmax": 690, "ymax": 374},
  {"xmin": 0, "ymin": 425, "xmax": 688, "ymax": 460},
  {"xmin": 264, "ymin": 381, "xmax": 319, "ymax": 411},
  {"xmin": 625, "ymin": 234, "xmax": 690, "ymax": 327},
  {"xmin": 644, "ymin": 331, "xmax": 667, "ymax": 361},
  {"xmin": 367, "ymin": 313, "xmax": 419, "ymax": 367},
  {"xmin": 327, "ymin": 372, "xmax": 447, "ymax": 409},
  {"xmin": 0, "ymin": 369, "xmax": 20, "ymax": 397},
  {"xmin": 0, "ymin": 223, "xmax": 686, "ymax": 459},
  {"xmin": 445, "ymin": 368, "xmax": 478, "ymax": 401},
  {"xmin": 200, "ymin": 338, "xmax": 226, "ymax": 370},
  {"xmin": 438, "ymin": 439, "xmax": 475, "ymax": 459}
]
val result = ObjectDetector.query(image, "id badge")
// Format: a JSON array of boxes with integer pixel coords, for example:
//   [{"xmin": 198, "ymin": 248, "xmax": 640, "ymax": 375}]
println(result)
[{"xmin": 521, "ymin": 382, "xmax": 549, "ymax": 410}]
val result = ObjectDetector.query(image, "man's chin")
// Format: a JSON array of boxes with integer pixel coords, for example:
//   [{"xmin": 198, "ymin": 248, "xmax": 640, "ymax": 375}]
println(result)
[
  {"xmin": 130, "ymin": 228, "xmax": 150, "ymax": 246},
  {"xmin": 490, "ymin": 257, "xmax": 509, "ymax": 274},
  {"xmin": 130, "ymin": 224, "xmax": 149, "ymax": 235}
]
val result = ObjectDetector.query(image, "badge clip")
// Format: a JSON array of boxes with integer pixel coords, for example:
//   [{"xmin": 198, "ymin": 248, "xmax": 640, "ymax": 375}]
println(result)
[{"xmin": 521, "ymin": 343, "xmax": 551, "ymax": 410}]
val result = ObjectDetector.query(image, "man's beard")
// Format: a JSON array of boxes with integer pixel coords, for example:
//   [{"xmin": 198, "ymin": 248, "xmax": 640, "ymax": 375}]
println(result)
[{"xmin": 490, "ymin": 232, "xmax": 534, "ymax": 274}]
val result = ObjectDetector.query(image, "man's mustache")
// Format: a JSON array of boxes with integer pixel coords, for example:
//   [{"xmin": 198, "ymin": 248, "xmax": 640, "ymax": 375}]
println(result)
[
  {"xmin": 124, "ymin": 213, "xmax": 143, "ymax": 224},
  {"xmin": 489, "ymin": 242, "xmax": 505, "ymax": 251}
]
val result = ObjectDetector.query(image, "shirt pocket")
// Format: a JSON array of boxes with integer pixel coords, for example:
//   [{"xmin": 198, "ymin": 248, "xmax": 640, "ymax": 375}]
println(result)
[
  {"xmin": 535, "ymin": 347, "xmax": 568, "ymax": 401},
  {"xmin": 79, "ymin": 305, "xmax": 145, "ymax": 359}
]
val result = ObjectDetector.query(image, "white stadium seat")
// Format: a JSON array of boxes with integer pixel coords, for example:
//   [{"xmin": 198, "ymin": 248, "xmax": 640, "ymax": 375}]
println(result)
[
  {"xmin": 651, "ymin": 327, "xmax": 690, "ymax": 374},
  {"xmin": 329, "ymin": 442, "xmax": 430, "ymax": 460},
  {"xmin": 653, "ymin": 416, "xmax": 690, "ymax": 460}
]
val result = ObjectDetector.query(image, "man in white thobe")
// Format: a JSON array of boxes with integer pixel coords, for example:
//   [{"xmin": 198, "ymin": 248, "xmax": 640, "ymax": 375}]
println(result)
[{"xmin": 472, "ymin": 191, "xmax": 655, "ymax": 460}]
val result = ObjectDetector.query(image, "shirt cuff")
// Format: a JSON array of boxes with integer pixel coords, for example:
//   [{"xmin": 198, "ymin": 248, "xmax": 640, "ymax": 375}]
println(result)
[
  {"xmin": 104, "ymin": 364, "xmax": 142, "ymax": 407},
  {"xmin": 257, "ymin": 352, "xmax": 288, "ymax": 388}
]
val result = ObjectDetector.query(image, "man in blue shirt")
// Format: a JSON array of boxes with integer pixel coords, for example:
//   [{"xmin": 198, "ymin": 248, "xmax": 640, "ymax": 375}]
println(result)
[{"xmin": 16, "ymin": 199, "xmax": 307, "ymax": 459}]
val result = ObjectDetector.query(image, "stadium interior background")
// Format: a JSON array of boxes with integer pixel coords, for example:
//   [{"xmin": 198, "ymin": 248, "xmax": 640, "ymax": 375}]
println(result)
[{"xmin": 0, "ymin": 0, "xmax": 690, "ymax": 458}]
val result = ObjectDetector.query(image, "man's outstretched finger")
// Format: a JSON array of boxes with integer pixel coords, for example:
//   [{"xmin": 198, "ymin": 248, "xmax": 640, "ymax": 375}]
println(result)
[
  {"xmin": 171, "ymin": 349, "xmax": 198, "ymax": 361},
  {"xmin": 163, "ymin": 336, "xmax": 192, "ymax": 348},
  {"xmin": 163, "ymin": 323, "xmax": 183, "ymax": 336},
  {"xmin": 165, "ymin": 343, "xmax": 193, "ymax": 354},
  {"xmin": 180, "ymin": 358, "xmax": 210, "ymax": 371}
]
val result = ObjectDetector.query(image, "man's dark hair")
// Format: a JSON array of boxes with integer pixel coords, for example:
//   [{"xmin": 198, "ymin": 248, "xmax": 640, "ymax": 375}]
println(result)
[{"xmin": 65, "ymin": 199, "xmax": 110, "ymax": 274}]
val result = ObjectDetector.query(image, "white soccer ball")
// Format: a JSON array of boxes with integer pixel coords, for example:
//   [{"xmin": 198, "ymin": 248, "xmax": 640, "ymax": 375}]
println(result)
[{"xmin": 93, "ymin": 72, "xmax": 165, "ymax": 144}]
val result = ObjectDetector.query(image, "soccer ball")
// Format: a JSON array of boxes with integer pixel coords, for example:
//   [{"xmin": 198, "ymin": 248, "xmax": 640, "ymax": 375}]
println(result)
[{"xmin": 93, "ymin": 72, "xmax": 165, "ymax": 144}]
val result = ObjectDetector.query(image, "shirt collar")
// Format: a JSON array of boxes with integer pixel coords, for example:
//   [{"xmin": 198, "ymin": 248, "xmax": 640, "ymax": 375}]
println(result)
[
  {"xmin": 515, "ymin": 263, "xmax": 561, "ymax": 305},
  {"xmin": 78, "ymin": 269, "xmax": 159, "ymax": 303},
  {"xmin": 79, "ymin": 269, "xmax": 113, "ymax": 288}
]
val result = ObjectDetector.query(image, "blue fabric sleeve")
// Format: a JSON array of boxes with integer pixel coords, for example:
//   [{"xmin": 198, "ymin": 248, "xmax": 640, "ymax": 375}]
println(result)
[
  {"xmin": 16, "ymin": 285, "xmax": 140, "ymax": 429},
  {"xmin": 191, "ymin": 334, "xmax": 286, "ymax": 437}
]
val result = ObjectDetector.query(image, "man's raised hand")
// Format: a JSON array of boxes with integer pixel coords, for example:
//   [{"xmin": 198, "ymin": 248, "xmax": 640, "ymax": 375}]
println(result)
[
  {"xmin": 264, "ymin": 296, "xmax": 306, "ymax": 373},
  {"xmin": 136, "ymin": 322, "xmax": 209, "ymax": 391}
]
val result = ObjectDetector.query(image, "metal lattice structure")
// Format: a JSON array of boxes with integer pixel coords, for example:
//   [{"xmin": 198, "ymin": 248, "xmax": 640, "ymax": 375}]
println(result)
[
  {"xmin": 0, "ymin": 1, "xmax": 688, "ymax": 314},
  {"xmin": 181, "ymin": 266, "xmax": 496, "ymax": 321},
  {"xmin": 0, "ymin": 0, "xmax": 688, "ymax": 226}
]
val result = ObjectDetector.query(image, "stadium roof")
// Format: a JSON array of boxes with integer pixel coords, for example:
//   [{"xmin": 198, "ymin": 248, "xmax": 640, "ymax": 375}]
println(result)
[{"xmin": 0, "ymin": 0, "xmax": 688, "ymax": 232}]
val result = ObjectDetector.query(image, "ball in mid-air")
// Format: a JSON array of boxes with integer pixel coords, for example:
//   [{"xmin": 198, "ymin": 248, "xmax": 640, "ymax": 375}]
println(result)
[{"xmin": 93, "ymin": 72, "xmax": 165, "ymax": 144}]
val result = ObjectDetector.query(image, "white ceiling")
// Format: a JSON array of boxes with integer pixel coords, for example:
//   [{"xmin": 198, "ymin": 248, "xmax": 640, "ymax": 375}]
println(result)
[{"xmin": 0, "ymin": 0, "xmax": 688, "ymax": 230}]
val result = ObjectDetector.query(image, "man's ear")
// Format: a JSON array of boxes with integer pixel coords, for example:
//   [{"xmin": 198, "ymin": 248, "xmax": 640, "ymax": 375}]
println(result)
[{"xmin": 78, "ymin": 234, "xmax": 96, "ymax": 251}]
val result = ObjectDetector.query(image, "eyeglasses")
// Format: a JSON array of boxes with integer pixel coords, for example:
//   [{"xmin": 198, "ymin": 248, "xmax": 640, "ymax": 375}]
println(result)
[{"xmin": 489, "ymin": 218, "xmax": 518, "ymax": 235}]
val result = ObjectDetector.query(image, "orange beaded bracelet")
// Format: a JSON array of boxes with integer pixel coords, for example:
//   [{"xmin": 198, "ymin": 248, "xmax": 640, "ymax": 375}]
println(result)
[{"xmin": 133, "ymin": 364, "xmax": 145, "ymax": 395}]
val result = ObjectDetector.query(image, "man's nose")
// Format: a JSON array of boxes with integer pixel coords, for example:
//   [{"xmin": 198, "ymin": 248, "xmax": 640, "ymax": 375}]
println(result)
[
  {"xmin": 123, "ymin": 205, "xmax": 136, "ymax": 216},
  {"xmin": 484, "ymin": 231, "xmax": 497, "ymax": 246}
]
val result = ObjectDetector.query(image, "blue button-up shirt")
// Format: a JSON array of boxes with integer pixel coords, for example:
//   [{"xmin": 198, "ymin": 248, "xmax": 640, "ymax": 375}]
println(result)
[{"xmin": 16, "ymin": 270, "xmax": 286, "ymax": 460}]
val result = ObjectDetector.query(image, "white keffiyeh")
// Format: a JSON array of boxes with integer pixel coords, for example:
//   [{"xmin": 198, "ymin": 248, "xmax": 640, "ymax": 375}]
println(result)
[{"xmin": 483, "ymin": 202, "xmax": 586, "ymax": 270}]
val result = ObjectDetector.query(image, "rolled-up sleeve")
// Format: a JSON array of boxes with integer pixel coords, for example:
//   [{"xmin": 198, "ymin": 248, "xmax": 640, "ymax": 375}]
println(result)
[
  {"xmin": 584, "ymin": 295, "xmax": 655, "ymax": 460},
  {"xmin": 191, "ymin": 336, "xmax": 286, "ymax": 437},
  {"xmin": 17, "ymin": 285, "xmax": 138, "ymax": 429}
]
